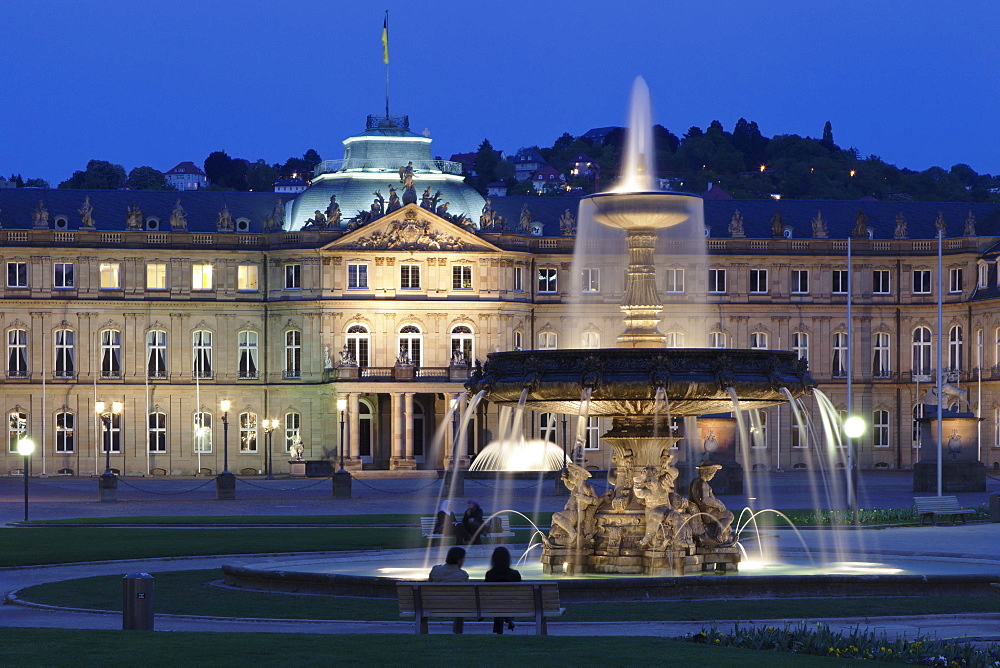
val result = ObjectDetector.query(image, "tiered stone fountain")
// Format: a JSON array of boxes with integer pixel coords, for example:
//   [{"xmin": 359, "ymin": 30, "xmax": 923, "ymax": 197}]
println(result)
[{"xmin": 468, "ymin": 78, "xmax": 815, "ymax": 575}]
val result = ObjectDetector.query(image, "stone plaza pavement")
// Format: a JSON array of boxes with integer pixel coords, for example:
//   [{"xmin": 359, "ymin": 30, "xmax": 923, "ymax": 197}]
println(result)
[{"xmin": 0, "ymin": 471, "xmax": 998, "ymax": 641}]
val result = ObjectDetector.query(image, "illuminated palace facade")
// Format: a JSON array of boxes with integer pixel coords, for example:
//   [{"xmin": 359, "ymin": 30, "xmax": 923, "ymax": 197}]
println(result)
[{"xmin": 2, "ymin": 118, "xmax": 1000, "ymax": 477}]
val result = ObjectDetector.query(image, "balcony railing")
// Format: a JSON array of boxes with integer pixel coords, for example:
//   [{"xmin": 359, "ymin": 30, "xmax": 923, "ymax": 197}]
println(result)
[
  {"xmin": 7, "ymin": 370, "xmax": 28, "ymax": 379},
  {"xmin": 282, "ymin": 369, "xmax": 301, "ymax": 380}
]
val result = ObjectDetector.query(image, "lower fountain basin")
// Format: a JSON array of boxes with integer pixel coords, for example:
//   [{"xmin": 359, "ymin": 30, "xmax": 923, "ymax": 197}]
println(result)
[{"xmin": 467, "ymin": 348, "xmax": 814, "ymax": 417}]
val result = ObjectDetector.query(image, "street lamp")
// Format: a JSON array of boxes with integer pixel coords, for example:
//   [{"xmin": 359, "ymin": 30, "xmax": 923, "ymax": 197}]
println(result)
[
  {"xmin": 95, "ymin": 401, "xmax": 123, "ymax": 502},
  {"xmin": 337, "ymin": 399, "xmax": 347, "ymax": 471},
  {"xmin": 843, "ymin": 416, "xmax": 865, "ymax": 525},
  {"xmin": 334, "ymin": 398, "xmax": 351, "ymax": 498},
  {"xmin": 216, "ymin": 399, "xmax": 235, "ymax": 500},
  {"xmin": 16, "ymin": 438, "xmax": 34, "ymax": 522},
  {"xmin": 262, "ymin": 418, "xmax": 278, "ymax": 479}
]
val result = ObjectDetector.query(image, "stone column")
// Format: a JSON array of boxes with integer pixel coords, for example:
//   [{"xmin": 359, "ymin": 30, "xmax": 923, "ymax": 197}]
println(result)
[
  {"xmin": 389, "ymin": 392, "xmax": 406, "ymax": 470},
  {"xmin": 349, "ymin": 392, "xmax": 361, "ymax": 468}
]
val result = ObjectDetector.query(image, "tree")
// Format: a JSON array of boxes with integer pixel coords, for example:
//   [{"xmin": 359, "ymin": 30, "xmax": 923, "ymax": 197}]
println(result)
[
  {"xmin": 126, "ymin": 166, "xmax": 172, "ymax": 191},
  {"xmin": 58, "ymin": 159, "xmax": 127, "ymax": 189},
  {"xmin": 204, "ymin": 151, "xmax": 234, "ymax": 186},
  {"xmin": 820, "ymin": 121, "xmax": 836, "ymax": 150},
  {"xmin": 302, "ymin": 149, "xmax": 322, "ymax": 167},
  {"xmin": 247, "ymin": 160, "xmax": 280, "ymax": 192},
  {"xmin": 471, "ymin": 139, "xmax": 502, "ymax": 194},
  {"xmin": 23, "ymin": 178, "xmax": 48, "ymax": 188}
]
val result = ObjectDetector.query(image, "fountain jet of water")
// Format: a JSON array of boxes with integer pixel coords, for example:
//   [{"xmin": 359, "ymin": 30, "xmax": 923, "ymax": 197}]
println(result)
[{"xmin": 613, "ymin": 76, "xmax": 657, "ymax": 193}]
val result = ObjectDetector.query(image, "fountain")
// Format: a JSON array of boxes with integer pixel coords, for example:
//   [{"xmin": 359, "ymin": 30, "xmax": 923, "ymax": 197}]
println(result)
[{"xmin": 466, "ymin": 78, "xmax": 815, "ymax": 576}]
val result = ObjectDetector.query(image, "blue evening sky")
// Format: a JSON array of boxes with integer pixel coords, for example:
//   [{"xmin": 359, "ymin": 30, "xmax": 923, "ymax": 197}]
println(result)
[{"xmin": 1, "ymin": 0, "xmax": 997, "ymax": 186}]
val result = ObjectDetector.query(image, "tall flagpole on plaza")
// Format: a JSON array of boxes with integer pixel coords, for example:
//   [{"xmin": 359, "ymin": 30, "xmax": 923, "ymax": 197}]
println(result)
[
  {"xmin": 936, "ymin": 229, "xmax": 944, "ymax": 496},
  {"xmin": 382, "ymin": 11, "xmax": 390, "ymax": 119}
]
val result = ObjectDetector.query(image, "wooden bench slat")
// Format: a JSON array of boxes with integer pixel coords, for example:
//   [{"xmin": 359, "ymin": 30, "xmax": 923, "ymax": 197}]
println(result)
[
  {"xmin": 914, "ymin": 496, "xmax": 970, "ymax": 526},
  {"xmin": 396, "ymin": 582, "xmax": 563, "ymax": 635}
]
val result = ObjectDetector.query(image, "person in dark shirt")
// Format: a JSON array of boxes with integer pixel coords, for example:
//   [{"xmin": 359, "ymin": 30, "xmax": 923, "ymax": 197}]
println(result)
[
  {"xmin": 484, "ymin": 546, "xmax": 521, "ymax": 634},
  {"xmin": 462, "ymin": 499, "xmax": 485, "ymax": 544}
]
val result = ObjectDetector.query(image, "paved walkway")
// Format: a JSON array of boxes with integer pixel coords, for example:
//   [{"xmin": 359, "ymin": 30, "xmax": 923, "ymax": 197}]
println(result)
[{"xmin": 0, "ymin": 472, "xmax": 998, "ymax": 642}]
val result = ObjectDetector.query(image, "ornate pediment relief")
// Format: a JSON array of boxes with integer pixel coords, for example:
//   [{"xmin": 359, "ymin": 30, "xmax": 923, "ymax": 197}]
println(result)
[{"xmin": 328, "ymin": 205, "xmax": 499, "ymax": 253}]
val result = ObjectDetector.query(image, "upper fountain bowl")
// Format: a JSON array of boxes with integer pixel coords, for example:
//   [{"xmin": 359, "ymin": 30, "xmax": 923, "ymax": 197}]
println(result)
[{"xmin": 586, "ymin": 191, "xmax": 702, "ymax": 232}]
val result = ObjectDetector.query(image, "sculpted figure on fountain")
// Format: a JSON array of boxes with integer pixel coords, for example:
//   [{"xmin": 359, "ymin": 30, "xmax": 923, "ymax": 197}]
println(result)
[
  {"xmin": 688, "ymin": 461, "xmax": 735, "ymax": 547},
  {"xmin": 632, "ymin": 460, "xmax": 694, "ymax": 551},
  {"xmin": 547, "ymin": 462, "xmax": 599, "ymax": 549}
]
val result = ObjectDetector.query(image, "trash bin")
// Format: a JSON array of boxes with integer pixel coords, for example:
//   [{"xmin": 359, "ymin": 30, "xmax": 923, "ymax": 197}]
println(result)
[
  {"xmin": 990, "ymin": 493, "xmax": 1000, "ymax": 523},
  {"xmin": 122, "ymin": 572, "xmax": 154, "ymax": 630}
]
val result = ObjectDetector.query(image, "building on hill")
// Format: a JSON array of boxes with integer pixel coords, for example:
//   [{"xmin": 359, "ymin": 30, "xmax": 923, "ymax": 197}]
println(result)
[
  {"xmin": 164, "ymin": 162, "xmax": 208, "ymax": 191},
  {"xmin": 486, "ymin": 182, "xmax": 508, "ymax": 197},
  {"xmin": 449, "ymin": 149, "xmax": 506, "ymax": 177},
  {"xmin": 1, "ymin": 120, "xmax": 999, "ymax": 478},
  {"xmin": 274, "ymin": 178, "xmax": 308, "ymax": 194},
  {"xmin": 531, "ymin": 165, "xmax": 567, "ymax": 193},
  {"xmin": 580, "ymin": 126, "xmax": 622, "ymax": 144},
  {"xmin": 509, "ymin": 147, "xmax": 546, "ymax": 182}
]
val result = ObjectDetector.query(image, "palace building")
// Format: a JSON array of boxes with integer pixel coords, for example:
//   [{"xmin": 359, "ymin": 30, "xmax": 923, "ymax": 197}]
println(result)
[{"xmin": 2, "ymin": 114, "xmax": 1000, "ymax": 477}]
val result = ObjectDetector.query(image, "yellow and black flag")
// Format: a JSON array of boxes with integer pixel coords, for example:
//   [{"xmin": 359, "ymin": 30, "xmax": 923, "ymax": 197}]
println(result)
[{"xmin": 381, "ymin": 12, "xmax": 389, "ymax": 64}]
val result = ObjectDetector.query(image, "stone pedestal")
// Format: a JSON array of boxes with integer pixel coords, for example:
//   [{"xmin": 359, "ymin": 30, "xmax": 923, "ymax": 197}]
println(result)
[
  {"xmin": 333, "ymin": 470, "xmax": 352, "ymax": 498},
  {"xmin": 98, "ymin": 472, "xmax": 118, "ymax": 502},
  {"xmin": 913, "ymin": 461, "xmax": 986, "ymax": 493},
  {"xmin": 442, "ymin": 470, "xmax": 464, "ymax": 496},
  {"xmin": 215, "ymin": 471, "xmax": 236, "ymax": 500},
  {"xmin": 337, "ymin": 366, "xmax": 359, "ymax": 380},
  {"xmin": 393, "ymin": 365, "xmax": 414, "ymax": 380},
  {"xmin": 288, "ymin": 461, "xmax": 306, "ymax": 478},
  {"xmin": 389, "ymin": 456, "xmax": 417, "ymax": 471}
]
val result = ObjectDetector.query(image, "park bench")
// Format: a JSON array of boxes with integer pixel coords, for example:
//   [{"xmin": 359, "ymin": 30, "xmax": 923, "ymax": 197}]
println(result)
[
  {"xmin": 914, "ymin": 495, "xmax": 971, "ymax": 526},
  {"xmin": 397, "ymin": 582, "xmax": 563, "ymax": 635},
  {"xmin": 420, "ymin": 515, "xmax": 514, "ymax": 543}
]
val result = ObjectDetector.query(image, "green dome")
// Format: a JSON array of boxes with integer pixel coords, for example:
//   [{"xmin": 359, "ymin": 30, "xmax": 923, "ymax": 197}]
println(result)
[{"xmin": 287, "ymin": 115, "xmax": 485, "ymax": 230}]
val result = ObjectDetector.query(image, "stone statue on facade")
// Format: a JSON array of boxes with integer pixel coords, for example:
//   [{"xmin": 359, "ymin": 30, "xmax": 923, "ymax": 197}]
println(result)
[
  {"xmin": 450, "ymin": 348, "xmax": 467, "ymax": 366},
  {"xmin": 125, "ymin": 203, "xmax": 143, "ymax": 230},
  {"xmin": 79, "ymin": 196, "xmax": 95, "ymax": 228},
  {"xmin": 170, "ymin": 200, "xmax": 188, "ymax": 231},
  {"xmin": 770, "ymin": 208, "xmax": 784, "ymax": 238},
  {"xmin": 518, "ymin": 203, "xmax": 531, "ymax": 233},
  {"xmin": 32, "ymin": 200, "xmax": 49, "ymax": 229},
  {"xmin": 436, "ymin": 201, "xmax": 450, "ymax": 217},
  {"xmin": 728, "ymin": 209, "xmax": 745, "ymax": 238},
  {"xmin": 428, "ymin": 190, "xmax": 442, "ymax": 214},
  {"xmin": 291, "ymin": 434, "xmax": 305, "ymax": 461},
  {"xmin": 265, "ymin": 199, "xmax": 286, "ymax": 232},
  {"xmin": 894, "ymin": 212, "xmax": 908, "ymax": 239},
  {"xmin": 688, "ymin": 461, "xmax": 735, "ymax": 547},
  {"xmin": 559, "ymin": 209, "xmax": 576, "ymax": 236},
  {"xmin": 217, "ymin": 203, "xmax": 233, "ymax": 232},
  {"xmin": 323, "ymin": 346, "xmax": 334, "ymax": 369},
  {"xmin": 339, "ymin": 344, "xmax": 357, "ymax": 367},
  {"xmin": 811, "ymin": 210, "xmax": 828, "ymax": 239},
  {"xmin": 935, "ymin": 211, "xmax": 946, "ymax": 234},
  {"xmin": 371, "ymin": 190, "xmax": 385, "ymax": 218},
  {"xmin": 325, "ymin": 195, "xmax": 341, "ymax": 227},
  {"xmin": 547, "ymin": 462, "xmax": 600, "ymax": 548},
  {"xmin": 398, "ymin": 161, "xmax": 415, "ymax": 191},
  {"xmin": 964, "ymin": 210, "xmax": 976, "ymax": 237},
  {"xmin": 395, "ymin": 347, "xmax": 412, "ymax": 366},
  {"xmin": 386, "ymin": 185, "xmax": 401, "ymax": 212},
  {"xmin": 480, "ymin": 199, "xmax": 496, "ymax": 230},
  {"xmin": 851, "ymin": 208, "xmax": 869, "ymax": 239},
  {"xmin": 632, "ymin": 464, "xmax": 694, "ymax": 551},
  {"xmin": 420, "ymin": 186, "xmax": 433, "ymax": 210}
]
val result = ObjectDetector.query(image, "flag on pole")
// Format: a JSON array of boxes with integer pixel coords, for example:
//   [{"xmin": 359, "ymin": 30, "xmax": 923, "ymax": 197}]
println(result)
[{"xmin": 381, "ymin": 13, "xmax": 389, "ymax": 64}]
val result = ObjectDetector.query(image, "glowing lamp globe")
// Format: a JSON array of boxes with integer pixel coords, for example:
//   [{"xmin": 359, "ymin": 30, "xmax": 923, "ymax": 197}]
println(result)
[
  {"xmin": 843, "ymin": 416, "xmax": 865, "ymax": 439},
  {"xmin": 16, "ymin": 438, "xmax": 35, "ymax": 456}
]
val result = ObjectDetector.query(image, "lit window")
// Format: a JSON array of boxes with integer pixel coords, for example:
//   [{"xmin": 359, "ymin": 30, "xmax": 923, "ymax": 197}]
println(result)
[
  {"xmin": 538, "ymin": 267, "xmax": 558, "ymax": 293},
  {"xmin": 240, "ymin": 412, "xmax": 258, "ymax": 453},
  {"xmin": 347, "ymin": 264, "xmax": 368, "ymax": 289},
  {"xmin": 664, "ymin": 268, "xmax": 684, "ymax": 293},
  {"xmin": 194, "ymin": 412, "xmax": 212, "ymax": 453},
  {"xmin": 54, "ymin": 263, "xmax": 74, "ymax": 289},
  {"xmin": 538, "ymin": 331, "xmax": 557, "ymax": 350},
  {"xmin": 400, "ymin": 265, "xmax": 421, "ymax": 289},
  {"xmin": 8, "ymin": 411, "xmax": 27, "ymax": 453},
  {"xmin": 237, "ymin": 265, "xmax": 258, "ymax": 291},
  {"xmin": 284, "ymin": 264, "xmax": 301, "ymax": 289},
  {"xmin": 581, "ymin": 331, "xmax": 600, "ymax": 349},
  {"xmin": 238, "ymin": 330, "xmax": 258, "ymax": 379},
  {"xmin": 56, "ymin": 411, "xmax": 74, "ymax": 453},
  {"xmin": 284, "ymin": 412, "xmax": 301, "ymax": 453},
  {"xmin": 581, "ymin": 268, "xmax": 600, "ymax": 293},
  {"xmin": 453, "ymin": 265, "xmax": 473, "ymax": 290},
  {"xmin": 7, "ymin": 262, "xmax": 28, "ymax": 288},
  {"xmin": 99, "ymin": 263, "xmax": 121, "ymax": 289},
  {"xmin": 192, "ymin": 264, "xmax": 213, "ymax": 291},
  {"xmin": 148, "ymin": 412, "xmax": 167, "ymax": 453},
  {"xmin": 147, "ymin": 263, "xmax": 167, "ymax": 290}
]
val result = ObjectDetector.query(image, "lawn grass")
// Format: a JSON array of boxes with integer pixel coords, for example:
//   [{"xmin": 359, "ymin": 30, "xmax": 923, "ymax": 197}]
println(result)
[
  {"xmin": 19, "ymin": 570, "xmax": 1000, "ymax": 621},
  {"xmin": 0, "ymin": 628, "xmax": 858, "ymax": 667}
]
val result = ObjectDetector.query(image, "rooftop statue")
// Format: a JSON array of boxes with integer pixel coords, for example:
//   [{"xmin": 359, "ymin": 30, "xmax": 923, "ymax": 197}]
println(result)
[
  {"xmin": 811, "ymin": 210, "xmax": 828, "ymax": 238},
  {"xmin": 398, "ymin": 161, "xmax": 415, "ymax": 191},
  {"xmin": 325, "ymin": 195, "xmax": 341, "ymax": 227},
  {"xmin": 371, "ymin": 190, "xmax": 385, "ymax": 217},
  {"xmin": 265, "ymin": 199, "xmax": 286, "ymax": 232},
  {"xmin": 479, "ymin": 199, "xmax": 496, "ymax": 230},
  {"xmin": 894, "ymin": 212, "xmax": 908, "ymax": 239},
  {"xmin": 420, "ymin": 186, "xmax": 432, "ymax": 210},
  {"xmin": 436, "ymin": 201, "xmax": 450, "ymax": 216},
  {"xmin": 386, "ymin": 185, "xmax": 401, "ymax": 212},
  {"xmin": 125, "ymin": 203, "xmax": 143, "ymax": 230},
  {"xmin": 518, "ymin": 203, "xmax": 531, "ymax": 232},
  {"xmin": 170, "ymin": 200, "xmax": 187, "ymax": 231},
  {"xmin": 728, "ymin": 209, "xmax": 745, "ymax": 237},
  {"xmin": 559, "ymin": 209, "xmax": 576, "ymax": 236},
  {"xmin": 770, "ymin": 208, "xmax": 784, "ymax": 238},
  {"xmin": 79, "ymin": 196, "xmax": 95, "ymax": 228},
  {"xmin": 851, "ymin": 208, "xmax": 869, "ymax": 239},
  {"xmin": 217, "ymin": 203, "xmax": 233, "ymax": 232},
  {"xmin": 305, "ymin": 210, "xmax": 327, "ymax": 228},
  {"xmin": 935, "ymin": 211, "xmax": 946, "ymax": 234},
  {"xmin": 964, "ymin": 210, "xmax": 976, "ymax": 237},
  {"xmin": 32, "ymin": 200, "xmax": 49, "ymax": 229}
]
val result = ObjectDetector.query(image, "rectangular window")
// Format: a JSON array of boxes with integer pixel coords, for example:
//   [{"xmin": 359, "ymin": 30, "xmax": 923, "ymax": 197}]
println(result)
[
  {"xmin": 284, "ymin": 412, "xmax": 301, "ymax": 453},
  {"xmin": 832, "ymin": 332, "xmax": 848, "ymax": 378},
  {"xmin": 8, "ymin": 329, "xmax": 28, "ymax": 377},
  {"xmin": 146, "ymin": 330, "xmax": 167, "ymax": 379},
  {"xmin": 284, "ymin": 264, "xmax": 301, "ymax": 289},
  {"xmin": 580, "ymin": 268, "xmax": 600, "ymax": 293},
  {"xmin": 832, "ymin": 269, "xmax": 848, "ymax": 294},
  {"xmin": 194, "ymin": 412, "xmax": 212, "ymax": 453},
  {"xmin": 55, "ymin": 412, "xmax": 74, "ymax": 453},
  {"xmin": 873, "ymin": 410, "xmax": 890, "ymax": 448},
  {"xmin": 949, "ymin": 267, "xmax": 963, "ymax": 294},
  {"xmin": 347, "ymin": 264, "xmax": 368, "ymax": 289},
  {"xmin": 148, "ymin": 412, "xmax": 167, "ymax": 453},
  {"xmin": 709, "ymin": 332, "xmax": 726, "ymax": 348},
  {"xmin": 584, "ymin": 417, "xmax": 601, "ymax": 450},
  {"xmin": 53, "ymin": 263, "xmax": 75, "ymax": 289},
  {"xmin": 6, "ymin": 262, "xmax": 27, "ymax": 288},
  {"xmin": 749, "ymin": 269, "xmax": 768, "ymax": 294},
  {"xmin": 99, "ymin": 263, "xmax": 120, "ymax": 289},
  {"xmin": 400, "ymin": 265, "xmax": 420, "ymax": 290},
  {"xmin": 146, "ymin": 263, "xmax": 167, "ymax": 290},
  {"xmin": 539, "ymin": 331, "xmax": 557, "ymax": 349},
  {"xmin": 101, "ymin": 413, "xmax": 122, "ymax": 454},
  {"xmin": 192, "ymin": 264, "xmax": 213, "ymax": 291},
  {"xmin": 192, "ymin": 330, "xmax": 212, "ymax": 379},
  {"xmin": 913, "ymin": 270, "xmax": 931, "ymax": 294},
  {"xmin": 237, "ymin": 264, "xmax": 258, "ymax": 291},
  {"xmin": 708, "ymin": 268, "xmax": 726, "ymax": 294},
  {"xmin": 873, "ymin": 332, "xmax": 891, "ymax": 378},
  {"xmin": 100, "ymin": 329, "xmax": 121, "ymax": 378},
  {"xmin": 873, "ymin": 269, "xmax": 891, "ymax": 295},
  {"xmin": 539, "ymin": 412, "xmax": 557, "ymax": 443},
  {"xmin": 54, "ymin": 329, "xmax": 75, "ymax": 378},
  {"xmin": 513, "ymin": 330, "xmax": 523, "ymax": 350},
  {"xmin": 537, "ymin": 267, "xmax": 558, "ymax": 293},
  {"xmin": 513, "ymin": 266, "xmax": 524, "ymax": 292},
  {"xmin": 978, "ymin": 263, "xmax": 989, "ymax": 289},
  {"xmin": 284, "ymin": 330, "xmax": 301, "ymax": 378},
  {"xmin": 749, "ymin": 332, "xmax": 767, "ymax": 350},
  {"xmin": 238, "ymin": 330, "xmax": 258, "ymax": 379},
  {"xmin": 792, "ymin": 332, "xmax": 808, "ymax": 361},
  {"xmin": 791, "ymin": 270, "xmax": 809, "ymax": 295},
  {"xmin": 452, "ymin": 265, "xmax": 473, "ymax": 290},
  {"xmin": 240, "ymin": 412, "xmax": 258, "ymax": 453},
  {"xmin": 664, "ymin": 268, "xmax": 684, "ymax": 293},
  {"xmin": 8, "ymin": 411, "xmax": 27, "ymax": 453}
]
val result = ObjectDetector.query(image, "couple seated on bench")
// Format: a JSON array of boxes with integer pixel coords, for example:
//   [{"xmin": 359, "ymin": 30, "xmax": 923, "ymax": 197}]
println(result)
[
  {"xmin": 434, "ymin": 499, "xmax": 490, "ymax": 544},
  {"xmin": 428, "ymin": 546, "xmax": 521, "ymax": 634}
]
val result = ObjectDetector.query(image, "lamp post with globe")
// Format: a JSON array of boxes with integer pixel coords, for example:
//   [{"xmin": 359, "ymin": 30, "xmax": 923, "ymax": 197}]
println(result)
[
  {"xmin": 333, "ymin": 398, "xmax": 351, "ymax": 498},
  {"xmin": 843, "ymin": 416, "xmax": 865, "ymax": 525},
  {"xmin": 262, "ymin": 418, "xmax": 279, "ymax": 479},
  {"xmin": 216, "ymin": 399, "xmax": 235, "ymax": 500},
  {"xmin": 95, "ymin": 401, "xmax": 123, "ymax": 502},
  {"xmin": 16, "ymin": 438, "xmax": 34, "ymax": 521}
]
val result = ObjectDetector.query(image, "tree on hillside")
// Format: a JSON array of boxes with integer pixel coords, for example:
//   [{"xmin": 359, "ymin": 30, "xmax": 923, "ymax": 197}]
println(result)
[
  {"xmin": 59, "ymin": 160, "xmax": 127, "ymax": 189},
  {"xmin": 127, "ymin": 166, "xmax": 173, "ymax": 191},
  {"xmin": 247, "ymin": 159, "xmax": 280, "ymax": 192},
  {"xmin": 23, "ymin": 178, "xmax": 48, "ymax": 188}
]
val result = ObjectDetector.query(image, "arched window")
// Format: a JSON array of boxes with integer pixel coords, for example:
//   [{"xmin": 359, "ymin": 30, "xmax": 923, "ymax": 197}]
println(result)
[
  {"xmin": 192, "ymin": 330, "xmax": 212, "ymax": 379},
  {"xmin": 792, "ymin": 332, "xmax": 808, "ymax": 361},
  {"xmin": 239, "ymin": 412, "xmax": 258, "ymax": 452},
  {"xmin": 872, "ymin": 332, "xmax": 891, "ymax": 378},
  {"xmin": 709, "ymin": 332, "xmax": 726, "ymax": 348},
  {"xmin": 831, "ymin": 332, "xmax": 847, "ymax": 377},
  {"xmin": 54, "ymin": 329, "xmax": 75, "ymax": 378},
  {"xmin": 8, "ymin": 410, "xmax": 26, "ymax": 453},
  {"xmin": 346, "ymin": 324, "xmax": 370, "ymax": 367},
  {"xmin": 238, "ymin": 330, "xmax": 258, "ymax": 379},
  {"xmin": 873, "ymin": 410, "xmax": 889, "ymax": 448},
  {"xmin": 7, "ymin": 328, "xmax": 29, "ymax": 377},
  {"xmin": 581, "ymin": 331, "xmax": 600, "ymax": 349},
  {"xmin": 538, "ymin": 331, "xmax": 557, "ymax": 350},
  {"xmin": 55, "ymin": 411, "xmax": 74, "ymax": 453},
  {"xmin": 750, "ymin": 331, "xmax": 767, "ymax": 350},
  {"xmin": 284, "ymin": 411, "xmax": 301, "ymax": 453},
  {"xmin": 194, "ymin": 412, "xmax": 212, "ymax": 453},
  {"xmin": 512, "ymin": 330, "xmax": 524, "ymax": 350},
  {"xmin": 100, "ymin": 329, "xmax": 121, "ymax": 379},
  {"xmin": 539, "ymin": 413, "xmax": 557, "ymax": 443},
  {"xmin": 284, "ymin": 330, "xmax": 301, "ymax": 378},
  {"xmin": 665, "ymin": 332, "xmax": 684, "ymax": 348},
  {"xmin": 948, "ymin": 325, "xmax": 963, "ymax": 371},
  {"xmin": 450, "ymin": 325, "xmax": 473, "ymax": 364},
  {"xmin": 912, "ymin": 403, "xmax": 924, "ymax": 447},
  {"xmin": 146, "ymin": 330, "xmax": 167, "ymax": 379},
  {"xmin": 912, "ymin": 327, "xmax": 932, "ymax": 375},
  {"xmin": 148, "ymin": 412, "xmax": 167, "ymax": 453},
  {"xmin": 398, "ymin": 325, "xmax": 422, "ymax": 366}
]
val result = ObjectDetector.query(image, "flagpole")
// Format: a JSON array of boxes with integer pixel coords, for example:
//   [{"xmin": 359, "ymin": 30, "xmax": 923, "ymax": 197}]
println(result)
[{"xmin": 383, "ymin": 10, "xmax": 390, "ymax": 119}]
